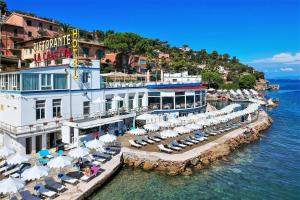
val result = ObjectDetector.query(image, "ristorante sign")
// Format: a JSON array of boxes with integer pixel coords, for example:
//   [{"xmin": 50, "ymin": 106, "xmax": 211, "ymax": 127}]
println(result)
[{"xmin": 33, "ymin": 29, "xmax": 79, "ymax": 79}]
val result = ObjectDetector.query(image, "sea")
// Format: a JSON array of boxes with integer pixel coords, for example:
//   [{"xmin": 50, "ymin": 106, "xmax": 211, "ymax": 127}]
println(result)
[{"xmin": 89, "ymin": 79, "xmax": 300, "ymax": 200}]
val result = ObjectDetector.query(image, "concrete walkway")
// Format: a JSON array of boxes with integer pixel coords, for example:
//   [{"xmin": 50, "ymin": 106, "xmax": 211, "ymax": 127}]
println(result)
[
  {"xmin": 56, "ymin": 154, "xmax": 122, "ymax": 200},
  {"xmin": 122, "ymin": 111, "xmax": 269, "ymax": 162}
]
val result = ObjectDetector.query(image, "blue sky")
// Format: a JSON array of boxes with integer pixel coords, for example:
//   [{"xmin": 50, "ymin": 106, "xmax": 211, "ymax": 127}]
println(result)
[{"xmin": 6, "ymin": 0, "xmax": 300, "ymax": 78}]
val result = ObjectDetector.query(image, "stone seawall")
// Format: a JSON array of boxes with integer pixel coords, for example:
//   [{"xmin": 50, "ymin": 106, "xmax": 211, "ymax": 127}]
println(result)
[{"xmin": 122, "ymin": 111, "xmax": 272, "ymax": 175}]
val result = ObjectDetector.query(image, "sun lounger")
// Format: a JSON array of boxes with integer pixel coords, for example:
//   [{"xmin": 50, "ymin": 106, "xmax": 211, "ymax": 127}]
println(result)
[
  {"xmin": 45, "ymin": 177, "xmax": 67, "ymax": 193},
  {"xmin": 34, "ymin": 184, "xmax": 57, "ymax": 199},
  {"xmin": 129, "ymin": 140, "xmax": 142, "ymax": 148},
  {"xmin": 158, "ymin": 144, "xmax": 173, "ymax": 153},
  {"xmin": 80, "ymin": 166, "xmax": 100, "ymax": 182},
  {"xmin": 3, "ymin": 163, "xmax": 31, "ymax": 177},
  {"xmin": 149, "ymin": 136, "xmax": 161, "ymax": 142},
  {"xmin": 93, "ymin": 152, "xmax": 111, "ymax": 160},
  {"xmin": 172, "ymin": 140, "xmax": 186, "ymax": 148},
  {"xmin": 89, "ymin": 154, "xmax": 106, "ymax": 163},
  {"xmin": 20, "ymin": 190, "xmax": 41, "ymax": 200},
  {"xmin": 179, "ymin": 140, "xmax": 193, "ymax": 146},
  {"xmin": 191, "ymin": 135, "xmax": 204, "ymax": 142},
  {"xmin": 143, "ymin": 137, "xmax": 155, "ymax": 144},
  {"xmin": 0, "ymin": 164, "xmax": 15, "ymax": 173},
  {"xmin": 167, "ymin": 143, "xmax": 182, "ymax": 151},
  {"xmin": 103, "ymin": 149, "xmax": 118, "ymax": 155},
  {"xmin": 186, "ymin": 137, "xmax": 199, "ymax": 144},
  {"xmin": 58, "ymin": 173, "xmax": 79, "ymax": 185},
  {"xmin": 136, "ymin": 139, "xmax": 147, "ymax": 146}
]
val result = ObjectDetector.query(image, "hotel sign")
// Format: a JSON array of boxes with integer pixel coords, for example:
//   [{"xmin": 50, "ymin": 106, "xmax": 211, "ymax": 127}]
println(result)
[{"xmin": 33, "ymin": 29, "xmax": 79, "ymax": 79}]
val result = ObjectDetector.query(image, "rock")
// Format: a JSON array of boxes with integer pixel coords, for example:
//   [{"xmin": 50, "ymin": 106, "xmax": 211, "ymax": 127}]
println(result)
[
  {"xmin": 182, "ymin": 167, "xmax": 193, "ymax": 176},
  {"xmin": 143, "ymin": 161, "xmax": 155, "ymax": 170}
]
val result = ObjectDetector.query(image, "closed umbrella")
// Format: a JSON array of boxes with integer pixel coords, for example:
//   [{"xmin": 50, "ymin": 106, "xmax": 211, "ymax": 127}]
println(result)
[
  {"xmin": 0, "ymin": 177, "xmax": 24, "ymax": 198},
  {"xmin": 68, "ymin": 147, "xmax": 89, "ymax": 159},
  {"xmin": 0, "ymin": 146, "xmax": 15, "ymax": 158},
  {"xmin": 21, "ymin": 165, "xmax": 49, "ymax": 182},
  {"xmin": 99, "ymin": 134, "xmax": 117, "ymax": 143},
  {"xmin": 7, "ymin": 153, "xmax": 30, "ymax": 165}
]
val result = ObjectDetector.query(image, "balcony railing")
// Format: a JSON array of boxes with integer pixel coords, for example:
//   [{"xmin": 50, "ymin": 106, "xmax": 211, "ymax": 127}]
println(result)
[{"xmin": 0, "ymin": 106, "xmax": 149, "ymax": 136}]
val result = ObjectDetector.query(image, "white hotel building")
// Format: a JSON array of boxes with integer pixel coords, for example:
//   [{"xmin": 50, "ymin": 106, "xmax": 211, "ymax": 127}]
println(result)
[{"xmin": 0, "ymin": 59, "xmax": 207, "ymax": 154}]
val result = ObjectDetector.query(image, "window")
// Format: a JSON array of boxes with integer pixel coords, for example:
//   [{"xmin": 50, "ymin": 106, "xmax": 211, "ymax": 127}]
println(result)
[
  {"xmin": 28, "ymin": 31, "xmax": 32, "ymax": 37},
  {"xmin": 53, "ymin": 99, "xmax": 61, "ymax": 118},
  {"xmin": 36, "ymin": 100, "xmax": 45, "ymax": 120},
  {"xmin": 82, "ymin": 47, "xmax": 89, "ymax": 57},
  {"xmin": 14, "ymin": 29, "xmax": 17, "ymax": 37},
  {"xmin": 148, "ymin": 92, "xmax": 160, "ymax": 97},
  {"xmin": 83, "ymin": 101, "xmax": 90, "ymax": 115},
  {"xmin": 38, "ymin": 23, "xmax": 43, "ymax": 29},
  {"xmin": 53, "ymin": 74, "xmax": 67, "ymax": 89},
  {"xmin": 105, "ymin": 99, "xmax": 112, "ymax": 111},
  {"xmin": 22, "ymin": 74, "xmax": 39, "ymax": 91},
  {"xmin": 139, "ymin": 59, "xmax": 146, "ymax": 64},
  {"xmin": 82, "ymin": 72, "xmax": 89, "ymax": 83},
  {"xmin": 49, "ymin": 25, "xmax": 53, "ymax": 30},
  {"xmin": 41, "ymin": 74, "xmax": 52, "ymax": 90},
  {"xmin": 26, "ymin": 20, "xmax": 32, "ymax": 26}
]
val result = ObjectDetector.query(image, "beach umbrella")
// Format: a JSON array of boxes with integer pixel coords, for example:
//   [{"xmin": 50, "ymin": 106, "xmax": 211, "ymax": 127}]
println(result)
[
  {"xmin": 157, "ymin": 121, "xmax": 170, "ymax": 128},
  {"xmin": 247, "ymin": 114, "xmax": 252, "ymax": 122},
  {"xmin": 129, "ymin": 128, "xmax": 147, "ymax": 135},
  {"xmin": 7, "ymin": 153, "xmax": 30, "ymax": 165},
  {"xmin": 0, "ymin": 146, "xmax": 15, "ymax": 158},
  {"xmin": 160, "ymin": 129, "xmax": 178, "ymax": 138},
  {"xmin": 21, "ymin": 165, "xmax": 49, "ymax": 182},
  {"xmin": 47, "ymin": 156, "xmax": 72, "ymax": 170},
  {"xmin": 186, "ymin": 123, "xmax": 201, "ymax": 130},
  {"xmin": 68, "ymin": 147, "xmax": 89, "ymax": 159},
  {"xmin": 144, "ymin": 124, "xmax": 159, "ymax": 132},
  {"xmin": 169, "ymin": 118, "xmax": 181, "ymax": 126},
  {"xmin": 174, "ymin": 126, "xmax": 191, "ymax": 134},
  {"xmin": 99, "ymin": 134, "xmax": 117, "ymax": 143},
  {"xmin": 0, "ymin": 177, "xmax": 25, "ymax": 198},
  {"xmin": 85, "ymin": 139, "xmax": 104, "ymax": 150}
]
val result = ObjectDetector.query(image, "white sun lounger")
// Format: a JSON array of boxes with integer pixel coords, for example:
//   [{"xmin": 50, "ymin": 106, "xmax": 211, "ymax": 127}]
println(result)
[
  {"xmin": 149, "ymin": 136, "xmax": 161, "ymax": 142},
  {"xmin": 89, "ymin": 154, "xmax": 106, "ymax": 163},
  {"xmin": 158, "ymin": 144, "xmax": 173, "ymax": 153},
  {"xmin": 35, "ymin": 184, "xmax": 57, "ymax": 199},
  {"xmin": 129, "ymin": 140, "xmax": 142, "ymax": 148},
  {"xmin": 59, "ymin": 173, "xmax": 79, "ymax": 185},
  {"xmin": 20, "ymin": 190, "xmax": 41, "ymax": 200}
]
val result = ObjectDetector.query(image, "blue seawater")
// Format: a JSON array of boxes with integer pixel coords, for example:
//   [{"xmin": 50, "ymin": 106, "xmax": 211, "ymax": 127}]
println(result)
[{"xmin": 89, "ymin": 80, "xmax": 300, "ymax": 200}]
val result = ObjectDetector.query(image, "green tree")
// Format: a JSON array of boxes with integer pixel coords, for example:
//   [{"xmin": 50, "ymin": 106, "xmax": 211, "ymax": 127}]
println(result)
[
  {"xmin": 0, "ymin": 1, "xmax": 7, "ymax": 14},
  {"xmin": 220, "ymin": 82, "xmax": 240, "ymax": 90},
  {"xmin": 239, "ymin": 74, "xmax": 256, "ymax": 89},
  {"xmin": 253, "ymin": 71, "xmax": 265, "ymax": 80},
  {"xmin": 226, "ymin": 71, "xmax": 239, "ymax": 82},
  {"xmin": 201, "ymin": 70, "xmax": 223, "ymax": 88}
]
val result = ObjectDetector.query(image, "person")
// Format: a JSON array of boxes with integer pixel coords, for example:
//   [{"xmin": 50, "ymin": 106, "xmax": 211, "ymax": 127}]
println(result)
[{"xmin": 84, "ymin": 166, "xmax": 92, "ymax": 176}]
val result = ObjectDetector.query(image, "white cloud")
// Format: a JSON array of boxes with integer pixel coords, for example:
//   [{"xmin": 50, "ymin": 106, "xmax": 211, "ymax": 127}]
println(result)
[
  {"xmin": 251, "ymin": 52, "xmax": 300, "ymax": 65},
  {"xmin": 280, "ymin": 67, "xmax": 294, "ymax": 72}
]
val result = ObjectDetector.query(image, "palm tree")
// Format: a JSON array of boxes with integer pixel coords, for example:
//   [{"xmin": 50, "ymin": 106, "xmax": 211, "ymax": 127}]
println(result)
[{"xmin": 59, "ymin": 23, "xmax": 72, "ymax": 34}]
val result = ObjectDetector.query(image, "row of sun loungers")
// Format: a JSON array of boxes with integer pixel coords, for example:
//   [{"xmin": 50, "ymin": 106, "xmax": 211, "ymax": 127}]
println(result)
[
  {"xmin": 129, "ymin": 135, "xmax": 163, "ymax": 148},
  {"xmin": 158, "ymin": 133, "xmax": 208, "ymax": 153}
]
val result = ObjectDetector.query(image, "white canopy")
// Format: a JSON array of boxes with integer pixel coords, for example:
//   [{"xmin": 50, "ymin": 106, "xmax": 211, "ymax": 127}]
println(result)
[
  {"xmin": 99, "ymin": 134, "xmax": 117, "ymax": 143},
  {"xmin": 47, "ymin": 156, "xmax": 72, "ymax": 169},
  {"xmin": 174, "ymin": 126, "xmax": 191, "ymax": 134},
  {"xmin": 21, "ymin": 165, "xmax": 49, "ymax": 182},
  {"xmin": 68, "ymin": 147, "xmax": 89, "ymax": 159},
  {"xmin": 186, "ymin": 123, "xmax": 202, "ymax": 130},
  {"xmin": 0, "ymin": 146, "xmax": 15, "ymax": 158},
  {"xmin": 0, "ymin": 177, "xmax": 24, "ymax": 195},
  {"xmin": 136, "ymin": 113, "xmax": 154, "ymax": 120},
  {"xmin": 7, "ymin": 153, "xmax": 30, "ymax": 165},
  {"xmin": 144, "ymin": 124, "xmax": 160, "ymax": 131},
  {"xmin": 129, "ymin": 128, "xmax": 147, "ymax": 135}
]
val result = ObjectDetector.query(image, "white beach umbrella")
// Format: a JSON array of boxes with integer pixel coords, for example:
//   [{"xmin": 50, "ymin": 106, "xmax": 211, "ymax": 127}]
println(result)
[
  {"xmin": 174, "ymin": 126, "xmax": 191, "ymax": 134},
  {"xmin": 160, "ymin": 129, "xmax": 178, "ymax": 138},
  {"xmin": 47, "ymin": 156, "xmax": 72, "ymax": 169},
  {"xmin": 7, "ymin": 153, "xmax": 30, "ymax": 165},
  {"xmin": 144, "ymin": 124, "xmax": 160, "ymax": 132},
  {"xmin": 169, "ymin": 118, "xmax": 181, "ymax": 126},
  {"xmin": 186, "ymin": 123, "xmax": 201, "ymax": 130},
  {"xmin": 21, "ymin": 165, "xmax": 49, "ymax": 182},
  {"xmin": 92, "ymin": 97, "xmax": 106, "ymax": 104},
  {"xmin": 68, "ymin": 147, "xmax": 89, "ymax": 159},
  {"xmin": 85, "ymin": 139, "xmax": 104, "ymax": 150},
  {"xmin": 157, "ymin": 121, "xmax": 170, "ymax": 128},
  {"xmin": 0, "ymin": 177, "xmax": 24, "ymax": 196},
  {"xmin": 0, "ymin": 146, "xmax": 15, "ymax": 158},
  {"xmin": 129, "ymin": 128, "xmax": 147, "ymax": 135},
  {"xmin": 99, "ymin": 134, "xmax": 117, "ymax": 143}
]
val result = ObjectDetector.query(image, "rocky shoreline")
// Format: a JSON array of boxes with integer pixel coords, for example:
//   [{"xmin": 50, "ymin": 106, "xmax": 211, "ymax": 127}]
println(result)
[{"xmin": 122, "ymin": 111, "xmax": 272, "ymax": 175}]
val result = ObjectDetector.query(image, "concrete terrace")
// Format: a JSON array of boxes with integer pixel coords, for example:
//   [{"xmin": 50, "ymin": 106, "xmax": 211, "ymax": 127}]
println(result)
[{"xmin": 122, "ymin": 111, "xmax": 269, "ymax": 162}]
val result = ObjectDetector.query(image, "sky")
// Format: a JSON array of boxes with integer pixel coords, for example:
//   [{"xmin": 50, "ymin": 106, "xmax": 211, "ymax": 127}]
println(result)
[{"xmin": 6, "ymin": 0, "xmax": 300, "ymax": 79}]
